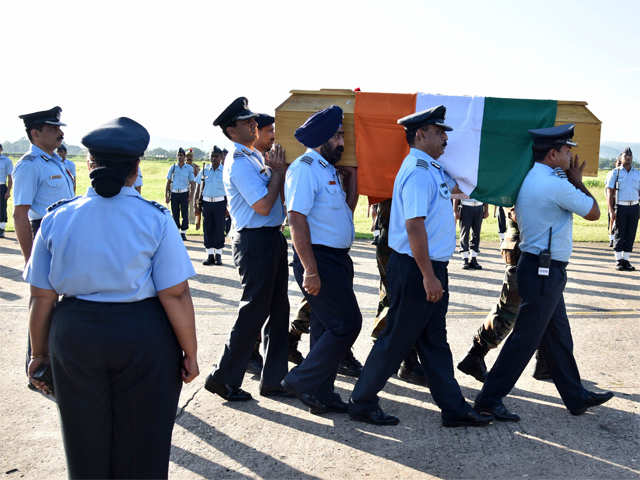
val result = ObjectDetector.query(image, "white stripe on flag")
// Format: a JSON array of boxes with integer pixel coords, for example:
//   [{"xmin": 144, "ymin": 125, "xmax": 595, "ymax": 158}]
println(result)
[{"xmin": 415, "ymin": 94, "xmax": 485, "ymax": 195}]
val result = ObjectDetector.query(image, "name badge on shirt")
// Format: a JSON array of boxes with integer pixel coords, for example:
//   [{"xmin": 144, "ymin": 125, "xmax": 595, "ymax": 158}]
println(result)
[
  {"xmin": 439, "ymin": 183, "xmax": 451, "ymax": 199},
  {"xmin": 50, "ymin": 175, "xmax": 62, "ymax": 180}
]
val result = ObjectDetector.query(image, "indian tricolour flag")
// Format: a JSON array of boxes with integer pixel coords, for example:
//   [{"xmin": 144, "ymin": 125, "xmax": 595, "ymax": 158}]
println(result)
[{"xmin": 355, "ymin": 92, "xmax": 557, "ymax": 206}]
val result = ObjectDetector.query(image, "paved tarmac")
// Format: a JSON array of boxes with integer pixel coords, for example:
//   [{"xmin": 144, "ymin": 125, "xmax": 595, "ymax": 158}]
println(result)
[{"xmin": 0, "ymin": 232, "xmax": 638, "ymax": 479}]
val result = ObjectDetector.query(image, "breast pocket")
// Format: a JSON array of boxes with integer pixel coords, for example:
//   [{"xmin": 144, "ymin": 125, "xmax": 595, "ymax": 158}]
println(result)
[
  {"xmin": 46, "ymin": 175, "xmax": 64, "ymax": 189},
  {"xmin": 317, "ymin": 184, "xmax": 344, "ymax": 209}
]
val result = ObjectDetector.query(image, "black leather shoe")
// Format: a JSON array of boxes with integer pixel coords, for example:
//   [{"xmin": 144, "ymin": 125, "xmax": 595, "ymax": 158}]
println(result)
[
  {"xmin": 469, "ymin": 258, "xmax": 483, "ymax": 270},
  {"xmin": 281, "ymin": 379, "xmax": 328, "ymax": 413},
  {"xmin": 443, "ymin": 408, "xmax": 494, "ymax": 427},
  {"xmin": 215, "ymin": 253, "xmax": 222, "ymax": 265},
  {"xmin": 337, "ymin": 350, "xmax": 363, "ymax": 378},
  {"xmin": 570, "ymin": 391, "xmax": 614, "ymax": 415},
  {"xmin": 204, "ymin": 375, "xmax": 252, "ymax": 401},
  {"xmin": 622, "ymin": 259, "xmax": 636, "ymax": 271},
  {"xmin": 260, "ymin": 385, "xmax": 296, "ymax": 398},
  {"xmin": 246, "ymin": 350, "xmax": 263, "ymax": 376},
  {"xmin": 474, "ymin": 403, "xmax": 519, "ymax": 422},
  {"xmin": 202, "ymin": 254, "xmax": 216, "ymax": 265},
  {"xmin": 397, "ymin": 362, "xmax": 428, "ymax": 386},
  {"xmin": 533, "ymin": 358, "xmax": 552, "ymax": 381},
  {"xmin": 181, "ymin": 233, "xmax": 187, "ymax": 241},
  {"xmin": 317, "ymin": 396, "xmax": 349, "ymax": 414},
  {"xmin": 457, "ymin": 346, "xmax": 488, "ymax": 383},
  {"xmin": 462, "ymin": 258, "xmax": 471, "ymax": 269},
  {"xmin": 349, "ymin": 406, "xmax": 399, "ymax": 426}
]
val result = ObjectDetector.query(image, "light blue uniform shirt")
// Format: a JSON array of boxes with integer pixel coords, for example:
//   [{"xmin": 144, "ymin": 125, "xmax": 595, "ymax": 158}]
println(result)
[
  {"xmin": 61, "ymin": 158, "xmax": 76, "ymax": 178},
  {"xmin": 196, "ymin": 164, "xmax": 225, "ymax": 198},
  {"xmin": 606, "ymin": 166, "xmax": 640, "ymax": 202},
  {"xmin": 134, "ymin": 166, "xmax": 143, "ymax": 188},
  {"xmin": 389, "ymin": 148, "xmax": 457, "ymax": 261},
  {"xmin": 24, "ymin": 186, "xmax": 195, "ymax": 302},
  {"xmin": 13, "ymin": 144, "xmax": 75, "ymax": 220},
  {"xmin": 0, "ymin": 155, "xmax": 13, "ymax": 184},
  {"xmin": 167, "ymin": 163, "xmax": 195, "ymax": 191},
  {"xmin": 285, "ymin": 149, "xmax": 355, "ymax": 249},
  {"xmin": 516, "ymin": 162, "xmax": 594, "ymax": 262},
  {"xmin": 223, "ymin": 142, "xmax": 285, "ymax": 229}
]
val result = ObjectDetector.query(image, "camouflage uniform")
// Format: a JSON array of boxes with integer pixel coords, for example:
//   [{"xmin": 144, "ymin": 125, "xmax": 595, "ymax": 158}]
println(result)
[{"xmin": 458, "ymin": 209, "xmax": 549, "ymax": 382}]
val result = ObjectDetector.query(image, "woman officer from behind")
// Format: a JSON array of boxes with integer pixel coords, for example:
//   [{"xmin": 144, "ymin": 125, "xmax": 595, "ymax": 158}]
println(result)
[{"xmin": 24, "ymin": 117, "xmax": 199, "ymax": 479}]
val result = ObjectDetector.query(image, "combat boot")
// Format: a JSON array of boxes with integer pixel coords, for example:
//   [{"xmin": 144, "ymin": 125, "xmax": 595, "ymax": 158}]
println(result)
[
  {"xmin": 0, "ymin": 228, "xmax": 4, "ymax": 238},
  {"xmin": 202, "ymin": 254, "xmax": 215, "ymax": 265},
  {"xmin": 469, "ymin": 258, "xmax": 483, "ymax": 270},
  {"xmin": 337, "ymin": 350, "xmax": 363, "ymax": 377},
  {"xmin": 287, "ymin": 330, "xmax": 304, "ymax": 365},
  {"xmin": 533, "ymin": 350, "xmax": 552, "ymax": 380},
  {"xmin": 462, "ymin": 258, "xmax": 472, "ymax": 270},
  {"xmin": 397, "ymin": 349, "xmax": 428, "ymax": 386},
  {"xmin": 457, "ymin": 340, "xmax": 489, "ymax": 383},
  {"xmin": 214, "ymin": 253, "xmax": 222, "ymax": 265},
  {"xmin": 246, "ymin": 345, "xmax": 263, "ymax": 377}
]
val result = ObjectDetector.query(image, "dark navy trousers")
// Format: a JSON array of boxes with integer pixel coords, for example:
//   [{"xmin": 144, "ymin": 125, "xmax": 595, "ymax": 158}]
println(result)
[
  {"xmin": 170, "ymin": 191, "xmax": 189, "ymax": 232},
  {"xmin": 50, "ymin": 297, "xmax": 182, "ymax": 479},
  {"xmin": 211, "ymin": 227, "xmax": 289, "ymax": 389},
  {"xmin": 614, "ymin": 204, "xmax": 639, "ymax": 252},
  {"xmin": 476, "ymin": 253, "xmax": 588, "ymax": 412},
  {"xmin": 350, "ymin": 252, "xmax": 467, "ymax": 419},
  {"xmin": 202, "ymin": 199, "xmax": 226, "ymax": 249},
  {"xmin": 285, "ymin": 245, "xmax": 362, "ymax": 404}
]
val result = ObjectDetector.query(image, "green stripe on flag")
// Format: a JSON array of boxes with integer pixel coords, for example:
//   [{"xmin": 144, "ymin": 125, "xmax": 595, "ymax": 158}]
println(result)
[{"xmin": 472, "ymin": 98, "xmax": 557, "ymax": 206}]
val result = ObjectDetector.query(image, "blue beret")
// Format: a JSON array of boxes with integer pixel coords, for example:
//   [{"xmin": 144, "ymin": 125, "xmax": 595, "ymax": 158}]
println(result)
[
  {"xmin": 213, "ymin": 97, "xmax": 257, "ymax": 128},
  {"xmin": 528, "ymin": 124, "xmax": 577, "ymax": 150},
  {"xmin": 294, "ymin": 105, "xmax": 343, "ymax": 148},
  {"xmin": 178, "ymin": 147, "xmax": 186, "ymax": 155},
  {"xmin": 397, "ymin": 105, "xmax": 452, "ymax": 131},
  {"xmin": 19, "ymin": 106, "xmax": 66, "ymax": 129},
  {"xmin": 81, "ymin": 117, "xmax": 150, "ymax": 159},
  {"xmin": 256, "ymin": 113, "xmax": 275, "ymax": 129}
]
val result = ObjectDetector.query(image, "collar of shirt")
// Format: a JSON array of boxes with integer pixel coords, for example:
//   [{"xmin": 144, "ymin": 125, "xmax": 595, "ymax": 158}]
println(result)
[
  {"xmin": 86, "ymin": 186, "xmax": 141, "ymax": 198},
  {"xmin": 233, "ymin": 142, "xmax": 264, "ymax": 163},
  {"xmin": 29, "ymin": 143, "xmax": 61, "ymax": 162},
  {"xmin": 304, "ymin": 148, "xmax": 332, "ymax": 169},
  {"xmin": 532, "ymin": 162, "xmax": 554, "ymax": 175}
]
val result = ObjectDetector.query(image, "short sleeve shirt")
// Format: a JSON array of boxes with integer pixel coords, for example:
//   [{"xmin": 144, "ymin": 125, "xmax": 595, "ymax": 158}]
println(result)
[
  {"xmin": 167, "ymin": 163, "xmax": 195, "ymax": 191},
  {"xmin": 0, "ymin": 155, "xmax": 13, "ymax": 184},
  {"xmin": 606, "ymin": 166, "xmax": 640, "ymax": 202}
]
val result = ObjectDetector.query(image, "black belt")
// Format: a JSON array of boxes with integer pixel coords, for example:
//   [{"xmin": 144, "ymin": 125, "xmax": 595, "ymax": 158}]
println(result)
[
  {"xmin": 239, "ymin": 225, "xmax": 281, "ymax": 232},
  {"xmin": 311, "ymin": 244, "xmax": 350, "ymax": 254},
  {"xmin": 522, "ymin": 252, "xmax": 568, "ymax": 269}
]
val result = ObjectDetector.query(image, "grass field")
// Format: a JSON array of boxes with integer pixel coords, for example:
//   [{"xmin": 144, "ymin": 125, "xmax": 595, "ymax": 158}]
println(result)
[{"xmin": 2, "ymin": 156, "xmax": 636, "ymax": 243}]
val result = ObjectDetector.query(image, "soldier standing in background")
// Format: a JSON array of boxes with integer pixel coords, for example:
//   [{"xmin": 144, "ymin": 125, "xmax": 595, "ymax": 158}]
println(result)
[
  {"xmin": 454, "ymin": 197, "xmax": 488, "ymax": 269},
  {"xmin": 604, "ymin": 156, "xmax": 623, "ymax": 247},
  {"xmin": 57, "ymin": 144, "xmax": 76, "ymax": 193},
  {"xmin": 165, "ymin": 148, "xmax": 195, "ymax": 241},
  {"xmin": 186, "ymin": 149, "xmax": 200, "ymax": 224},
  {"xmin": 457, "ymin": 208, "xmax": 550, "ymax": 383},
  {"xmin": 0, "ymin": 144, "xmax": 13, "ymax": 238},
  {"xmin": 607, "ymin": 147, "xmax": 639, "ymax": 271}
]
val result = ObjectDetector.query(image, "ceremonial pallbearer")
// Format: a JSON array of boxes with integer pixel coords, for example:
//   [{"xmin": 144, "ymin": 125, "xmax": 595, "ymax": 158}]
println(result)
[
  {"xmin": 349, "ymin": 105, "xmax": 492, "ymax": 427},
  {"xmin": 281, "ymin": 105, "xmax": 362, "ymax": 415},
  {"xmin": 205, "ymin": 97, "xmax": 291, "ymax": 400},
  {"xmin": 607, "ymin": 147, "xmax": 639, "ymax": 271},
  {"xmin": 24, "ymin": 117, "xmax": 198, "ymax": 478},
  {"xmin": 475, "ymin": 124, "xmax": 613, "ymax": 420}
]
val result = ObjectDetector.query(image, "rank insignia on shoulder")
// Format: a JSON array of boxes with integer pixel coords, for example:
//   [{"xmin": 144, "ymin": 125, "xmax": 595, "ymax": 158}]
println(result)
[
  {"xmin": 552, "ymin": 167, "xmax": 567, "ymax": 179},
  {"xmin": 300, "ymin": 156, "xmax": 313, "ymax": 165},
  {"xmin": 318, "ymin": 159, "xmax": 328, "ymax": 168},
  {"xmin": 149, "ymin": 200, "xmax": 170, "ymax": 213},
  {"xmin": 40, "ymin": 155, "xmax": 50, "ymax": 162},
  {"xmin": 47, "ymin": 196, "xmax": 80, "ymax": 212},
  {"xmin": 416, "ymin": 159, "xmax": 429, "ymax": 169},
  {"xmin": 430, "ymin": 161, "xmax": 441, "ymax": 169}
]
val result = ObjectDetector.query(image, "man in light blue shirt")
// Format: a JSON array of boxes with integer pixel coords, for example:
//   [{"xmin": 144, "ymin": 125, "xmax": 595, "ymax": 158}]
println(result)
[
  {"xmin": 349, "ymin": 105, "xmax": 492, "ymax": 428},
  {"xmin": 57, "ymin": 144, "xmax": 76, "ymax": 193},
  {"xmin": 476, "ymin": 124, "xmax": 613, "ymax": 420},
  {"xmin": 281, "ymin": 106, "xmax": 362, "ymax": 415},
  {"xmin": 13, "ymin": 106, "xmax": 74, "ymax": 262},
  {"xmin": 194, "ymin": 146, "xmax": 227, "ymax": 265},
  {"xmin": 606, "ymin": 147, "xmax": 639, "ymax": 270},
  {"xmin": 0, "ymin": 144, "xmax": 13, "ymax": 238},
  {"xmin": 165, "ymin": 147, "xmax": 195, "ymax": 239},
  {"xmin": 205, "ymin": 97, "xmax": 290, "ymax": 401},
  {"xmin": 604, "ymin": 156, "xmax": 622, "ymax": 246}
]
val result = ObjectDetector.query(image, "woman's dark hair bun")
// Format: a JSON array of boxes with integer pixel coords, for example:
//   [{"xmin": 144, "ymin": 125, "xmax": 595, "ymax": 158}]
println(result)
[{"xmin": 90, "ymin": 158, "xmax": 135, "ymax": 198}]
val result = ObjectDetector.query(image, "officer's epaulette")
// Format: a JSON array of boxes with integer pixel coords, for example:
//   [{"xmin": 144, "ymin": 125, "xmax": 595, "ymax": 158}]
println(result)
[
  {"xmin": 552, "ymin": 167, "xmax": 567, "ymax": 179},
  {"xmin": 135, "ymin": 196, "xmax": 170, "ymax": 214},
  {"xmin": 416, "ymin": 159, "xmax": 429, "ymax": 169},
  {"xmin": 40, "ymin": 154, "xmax": 51, "ymax": 162},
  {"xmin": 233, "ymin": 151, "xmax": 245, "ymax": 158},
  {"xmin": 47, "ymin": 196, "xmax": 81, "ymax": 212},
  {"xmin": 300, "ymin": 156, "xmax": 313, "ymax": 166},
  {"xmin": 431, "ymin": 161, "xmax": 441, "ymax": 170},
  {"xmin": 318, "ymin": 158, "xmax": 328, "ymax": 168}
]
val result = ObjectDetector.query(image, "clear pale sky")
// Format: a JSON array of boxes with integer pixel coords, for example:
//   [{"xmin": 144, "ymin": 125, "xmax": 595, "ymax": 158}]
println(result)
[{"xmin": 2, "ymin": 0, "xmax": 638, "ymax": 150}]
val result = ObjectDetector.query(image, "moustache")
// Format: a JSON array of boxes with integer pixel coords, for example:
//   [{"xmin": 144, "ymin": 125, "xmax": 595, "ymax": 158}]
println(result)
[
  {"xmin": 57, "ymin": 135, "xmax": 64, "ymax": 141},
  {"xmin": 336, "ymin": 146, "xmax": 344, "ymax": 153},
  {"xmin": 442, "ymin": 141, "xmax": 447, "ymax": 148}
]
